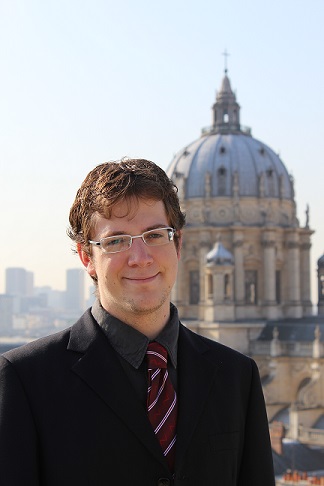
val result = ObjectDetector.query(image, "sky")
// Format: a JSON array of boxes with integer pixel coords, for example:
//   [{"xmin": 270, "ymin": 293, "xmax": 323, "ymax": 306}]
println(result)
[{"xmin": 0, "ymin": 0, "xmax": 323, "ymax": 304}]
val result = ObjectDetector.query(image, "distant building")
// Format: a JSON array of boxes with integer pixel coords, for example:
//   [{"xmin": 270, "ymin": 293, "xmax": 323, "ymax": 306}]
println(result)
[
  {"xmin": 65, "ymin": 268, "xmax": 85, "ymax": 315},
  {"xmin": 5, "ymin": 267, "xmax": 34, "ymax": 297},
  {"xmin": 0, "ymin": 294, "xmax": 14, "ymax": 332},
  {"xmin": 34, "ymin": 286, "xmax": 65, "ymax": 310}
]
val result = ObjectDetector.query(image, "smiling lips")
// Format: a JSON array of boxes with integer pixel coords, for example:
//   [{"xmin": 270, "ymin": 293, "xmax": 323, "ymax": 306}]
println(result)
[{"xmin": 124, "ymin": 273, "xmax": 159, "ymax": 283}]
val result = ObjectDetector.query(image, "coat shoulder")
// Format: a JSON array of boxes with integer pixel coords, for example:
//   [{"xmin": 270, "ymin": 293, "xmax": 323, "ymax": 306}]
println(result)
[
  {"xmin": 1, "ymin": 309, "xmax": 96, "ymax": 367},
  {"xmin": 179, "ymin": 322, "xmax": 254, "ymax": 369}
]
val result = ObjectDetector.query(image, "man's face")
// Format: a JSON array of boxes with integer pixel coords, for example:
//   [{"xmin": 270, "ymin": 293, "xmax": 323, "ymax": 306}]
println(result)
[{"xmin": 80, "ymin": 198, "xmax": 181, "ymax": 326}]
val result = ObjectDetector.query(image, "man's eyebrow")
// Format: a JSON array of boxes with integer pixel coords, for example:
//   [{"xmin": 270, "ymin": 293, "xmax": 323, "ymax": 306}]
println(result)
[
  {"xmin": 145, "ymin": 224, "xmax": 170, "ymax": 231},
  {"xmin": 99, "ymin": 224, "xmax": 170, "ymax": 238}
]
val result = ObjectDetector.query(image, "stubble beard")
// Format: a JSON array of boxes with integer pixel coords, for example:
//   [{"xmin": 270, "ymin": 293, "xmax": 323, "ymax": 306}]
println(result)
[{"xmin": 123, "ymin": 287, "xmax": 171, "ymax": 317}]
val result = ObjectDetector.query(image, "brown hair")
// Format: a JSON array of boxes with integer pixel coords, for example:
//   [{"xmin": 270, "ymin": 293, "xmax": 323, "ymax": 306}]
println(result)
[{"xmin": 68, "ymin": 158, "xmax": 186, "ymax": 254}]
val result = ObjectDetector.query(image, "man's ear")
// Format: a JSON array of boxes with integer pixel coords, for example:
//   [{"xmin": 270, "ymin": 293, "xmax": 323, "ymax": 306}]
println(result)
[{"xmin": 77, "ymin": 243, "xmax": 97, "ymax": 277}]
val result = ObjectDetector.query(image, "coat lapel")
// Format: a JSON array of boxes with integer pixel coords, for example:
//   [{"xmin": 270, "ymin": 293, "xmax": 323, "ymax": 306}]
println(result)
[
  {"xmin": 175, "ymin": 324, "xmax": 221, "ymax": 469},
  {"xmin": 67, "ymin": 312, "xmax": 167, "ymax": 469}
]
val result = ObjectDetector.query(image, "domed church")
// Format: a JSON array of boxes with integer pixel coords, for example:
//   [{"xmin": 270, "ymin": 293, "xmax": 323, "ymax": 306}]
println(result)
[
  {"xmin": 167, "ymin": 68, "xmax": 314, "ymax": 352},
  {"xmin": 167, "ymin": 69, "xmax": 324, "ymax": 467}
]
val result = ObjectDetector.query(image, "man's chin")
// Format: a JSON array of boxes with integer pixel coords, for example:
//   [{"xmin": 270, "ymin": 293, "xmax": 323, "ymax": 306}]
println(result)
[{"xmin": 125, "ymin": 293, "xmax": 169, "ymax": 316}]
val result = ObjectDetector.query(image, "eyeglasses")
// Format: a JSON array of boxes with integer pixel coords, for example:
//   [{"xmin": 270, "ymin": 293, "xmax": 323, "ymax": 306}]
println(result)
[{"xmin": 89, "ymin": 227, "xmax": 176, "ymax": 254}]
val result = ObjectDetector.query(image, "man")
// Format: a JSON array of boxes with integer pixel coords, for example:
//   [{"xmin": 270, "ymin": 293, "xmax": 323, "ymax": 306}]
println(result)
[{"xmin": 0, "ymin": 159, "xmax": 275, "ymax": 485}]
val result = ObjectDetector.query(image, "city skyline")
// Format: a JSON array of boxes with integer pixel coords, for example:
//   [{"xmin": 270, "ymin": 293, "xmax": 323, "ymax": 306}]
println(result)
[
  {"xmin": 1, "ymin": 1, "xmax": 324, "ymax": 304},
  {"xmin": 2, "ymin": 265, "xmax": 93, "ymax": 302},
  {"xmin": 0, "ymin": 265, "xmax": 94, "ymax": 339}
]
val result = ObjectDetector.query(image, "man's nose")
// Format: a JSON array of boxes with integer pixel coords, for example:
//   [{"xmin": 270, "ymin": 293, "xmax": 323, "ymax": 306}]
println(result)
[{"xmin": 127, "ymin": 238, "xmax": 154, "ymax": 266}]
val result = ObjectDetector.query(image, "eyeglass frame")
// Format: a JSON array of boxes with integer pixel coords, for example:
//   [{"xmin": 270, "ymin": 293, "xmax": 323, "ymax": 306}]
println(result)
[{"xmin": 88, "ymin": 227, "xmax": 176, "ymax": 254}]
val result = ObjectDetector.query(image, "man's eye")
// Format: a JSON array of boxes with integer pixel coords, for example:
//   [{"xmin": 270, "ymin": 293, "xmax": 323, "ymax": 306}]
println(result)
[
  {"xmin": 107, "ymin": 237, "xmax": 126, "ymax": 246},
  {"xmin": 147, "ymin": 231, "xmax": 164, "ymax": 239}
]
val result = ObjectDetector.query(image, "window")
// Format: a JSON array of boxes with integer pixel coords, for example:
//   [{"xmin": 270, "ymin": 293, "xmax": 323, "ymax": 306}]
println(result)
[
  {"xmin": 224, "ymin": 274, "xmax": 231, "ymax": 299},
  {"xmin": 218, "ymin": 166, "xmax": 227, "ymax": 195},
  {"xmin": 207, "ymin": 273, "xmax": 213, "ymax": 297},
  {"xmin": 266, "ymin": 168, "xmax": 275, "ymax": 196},
  {"xmin": 245, "ymin": 270, "xmax": 257, "ymax": 304},
  {"xmin": 189, "ymin": 270, "xmax": 200, "ymax": 305}
]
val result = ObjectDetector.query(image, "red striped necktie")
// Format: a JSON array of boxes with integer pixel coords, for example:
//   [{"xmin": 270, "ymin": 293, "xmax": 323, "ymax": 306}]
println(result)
[{"xmin": 146, "ymin": 342, "xmax": 178, "ymax": 472}]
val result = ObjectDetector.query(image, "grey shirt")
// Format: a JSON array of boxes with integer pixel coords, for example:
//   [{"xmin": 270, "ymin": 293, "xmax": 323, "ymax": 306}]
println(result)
[{"xmin": 91, "ymin": 299, "xmax": 179, "ymax": 407}]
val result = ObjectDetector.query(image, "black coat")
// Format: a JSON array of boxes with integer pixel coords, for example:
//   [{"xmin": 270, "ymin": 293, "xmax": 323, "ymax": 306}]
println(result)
[{"xmin": 0, "ymin": 310, "xmax": 275, "ymax": 485}]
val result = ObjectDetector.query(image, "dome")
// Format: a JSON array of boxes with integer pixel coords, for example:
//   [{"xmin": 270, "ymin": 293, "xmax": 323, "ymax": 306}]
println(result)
[
  {"xmin": 318, "ymin": 254, "xmax": 324, "ymax": 267},
  {"xmin": 206, "ymin": 241, "xmax": 234, "ymax": 265},
  {"xmin": 167, "ymin": 73, "xmax": 293, "ymax": 201}
]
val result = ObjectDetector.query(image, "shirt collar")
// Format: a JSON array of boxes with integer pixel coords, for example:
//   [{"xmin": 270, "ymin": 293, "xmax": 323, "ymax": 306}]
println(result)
[{"xmin": 91, "ymin": 299, "xmax": 179, "ymax": 369}]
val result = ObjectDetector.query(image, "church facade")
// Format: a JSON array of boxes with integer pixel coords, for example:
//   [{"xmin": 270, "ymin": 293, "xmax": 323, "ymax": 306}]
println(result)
[{"xmin": 166, "ymin": 70, "xmax": 324, "ymax": 450}]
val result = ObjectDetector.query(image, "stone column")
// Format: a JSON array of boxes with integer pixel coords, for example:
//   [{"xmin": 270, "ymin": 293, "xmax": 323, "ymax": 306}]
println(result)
[
  {"xmin": 233, "ymin": 231, "xmax": 244, "ymax": 305},
  {"xmin": 300, "ymin": 231, "xmax": 313, "ymax": 316},
  {"xmin": 289, "ymin": 403, "xmax": 299, "ymax": 440},
  {"xmin": 199, "ymin": 233, "xmax": 211, "ymax": 320},
  {"xmin": 262, "ymin": 231, "xmax": 277, "ymax": 319},
  {"xmin": 286, "ymin": 232, "xmax": 302, "ymax": 318},
  {"xmin": 262, "ymin": 235, "xmax": 276, "ymax": 303}
]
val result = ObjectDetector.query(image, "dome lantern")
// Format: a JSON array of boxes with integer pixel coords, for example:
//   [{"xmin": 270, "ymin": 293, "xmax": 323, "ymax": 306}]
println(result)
[{"xmin": 212, "ymin": 71, "xmax": 241, "ymax": 134}]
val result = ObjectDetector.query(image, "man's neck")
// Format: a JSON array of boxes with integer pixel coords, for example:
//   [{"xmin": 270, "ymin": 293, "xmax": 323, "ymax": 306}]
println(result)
[{"xmin": 100, "ymin": 302, "xmax": 171, "ymax": 340}]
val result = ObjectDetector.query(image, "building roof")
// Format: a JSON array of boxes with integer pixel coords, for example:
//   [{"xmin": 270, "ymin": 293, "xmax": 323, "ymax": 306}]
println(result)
[
  {"xmin": 206, "ymin": 241, "xmax": 234, "ymax": 265},
  {"xmin": 258, "ymin": 318, "xmax": 324, "ymax": 342},
  {"xmin": 273, "ymin": 440, "xmax": 324, "ymax": 476},
  {"xmin": 318, "ymin": 254, "xmax": 324, "ymax": 266}
]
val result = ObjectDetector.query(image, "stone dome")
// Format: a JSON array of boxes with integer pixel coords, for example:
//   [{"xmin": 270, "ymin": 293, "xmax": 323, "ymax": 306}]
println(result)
[
  {"xmin": 206, "ymin": 241, "xmax": 234, "ymax": 265},
  {"xmin": 318, "ymin": 254, "xmax": 324, "ymax": 267},
  {"xmin": 167, "ymin": 72, "xmax": 294, "ymax": 202}
]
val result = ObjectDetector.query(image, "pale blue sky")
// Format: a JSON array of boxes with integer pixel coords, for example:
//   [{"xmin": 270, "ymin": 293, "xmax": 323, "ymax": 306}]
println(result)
[{"xmin": 0, "ymin": 0, "xmax": 323, "ymax": 303}]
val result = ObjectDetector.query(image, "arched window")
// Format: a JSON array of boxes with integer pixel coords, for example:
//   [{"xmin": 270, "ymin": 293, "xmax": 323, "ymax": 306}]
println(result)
[{"xmin": 266, "ymin": 168, "xmax": 275, "ymax": 196}]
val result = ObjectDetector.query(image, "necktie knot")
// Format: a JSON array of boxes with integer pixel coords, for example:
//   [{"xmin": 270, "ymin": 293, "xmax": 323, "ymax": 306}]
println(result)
[{"xmin": 146, "ymin": 342, "xmax": 168, "ymax": 370}]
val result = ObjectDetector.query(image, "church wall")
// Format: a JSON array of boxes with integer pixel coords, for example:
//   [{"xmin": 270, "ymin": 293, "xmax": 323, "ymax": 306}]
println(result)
[{"xmin": 176, "ymin": 201, "xmax": 312, "ymax": 321}]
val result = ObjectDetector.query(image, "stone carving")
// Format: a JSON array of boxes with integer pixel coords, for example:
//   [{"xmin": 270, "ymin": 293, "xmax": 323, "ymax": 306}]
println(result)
[
  {"xmin": 305, "ymin": 204, "xmax": 310, "ymax": 228},
  {"xmin": 232, "ymin": 171, "xmax": 239, "ymax": 198},
  {"xmin": 297, "ymin": 377, "xmax": 320, "ymax": 408}
]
